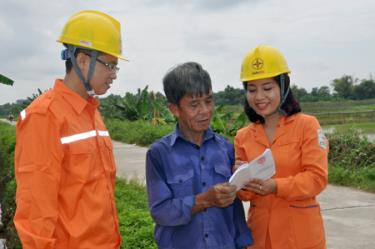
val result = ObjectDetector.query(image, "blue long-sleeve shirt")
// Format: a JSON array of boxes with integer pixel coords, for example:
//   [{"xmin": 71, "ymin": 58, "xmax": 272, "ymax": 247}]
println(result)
[{"xmin": 146, "ymin": 126, "xmax": 253, "ymax": 249}]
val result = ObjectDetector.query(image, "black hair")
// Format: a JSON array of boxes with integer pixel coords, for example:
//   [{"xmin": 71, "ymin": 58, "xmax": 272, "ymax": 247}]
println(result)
[
  {"xmin": 65, "ymin": 48, "xmax": 80, "ymax": 73},
  {"xmin": 243, "ymin": 74, "xmax": 301, "ymax": 123},
  {"xmin": 65, "ymin": 59, "xmax": 74, "ymax": 74},
  {"xmin": 64, "ymin": 45, "xmax": 100, "ymax": 74},
  {"xmin": 163, "ymin": 62, "xmax": 212, "ymax": 105}
]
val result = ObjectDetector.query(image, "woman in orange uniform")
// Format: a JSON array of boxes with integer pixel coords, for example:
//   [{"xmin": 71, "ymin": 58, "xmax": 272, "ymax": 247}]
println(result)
[{"xmin": 234, "ymin": 45, "xmax": 328, "ymax": 249}]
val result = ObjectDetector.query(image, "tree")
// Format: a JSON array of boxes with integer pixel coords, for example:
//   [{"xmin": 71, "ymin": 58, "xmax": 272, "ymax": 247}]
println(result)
[
  {"xmin": 311, "ymin": 87, "xmax": 319, "ymax": 97},
  {"xmin": 331, "ymin": 75, "xmax": 355, "ymax": 99},
  {"xmin": 214, "ymin": 85, "xmax": 245, "ymax": 105},
  {"xmin": 352, "ymin": 79, "xmax": 375, "ymax": 100},
  {"xmin": 317, "ymin": 86, "xmax": 331, "ymax": 99},
  {"xmin": 290, "ymin": 85, "xmax": 308, "ymax": 101},
  {"xmin": 99, "ymin": 94, "xmax": 124, "ymax": 119},
  {"xmin": 100, "ymin": 86, "xmax": 174, "ymax": 125}
]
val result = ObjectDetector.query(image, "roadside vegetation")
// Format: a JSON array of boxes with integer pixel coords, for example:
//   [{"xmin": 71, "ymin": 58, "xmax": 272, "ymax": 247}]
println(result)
[
  {"xmin": 0, "ymin": 123, "xmax": 18, "ymax": 248},
  {"xmin": 328, "ymin": 130, "xmax": 375, "ymax": 192}
]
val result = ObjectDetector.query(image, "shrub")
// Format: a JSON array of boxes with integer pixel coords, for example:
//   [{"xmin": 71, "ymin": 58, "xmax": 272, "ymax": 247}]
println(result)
[
  {"xmin": 105, "ymin": 119, "xmax": 174, "ymax": 146},
  {"xmin": 327, "ymin": 129, "xmax": 375, "ymax": 192},
  {"xmin": 327, "ymin": 129, "xmax": 375, "ymax": 169},
  {"xmin": 329, "ymin": 165, "xmax": 375, "ymax": 192},
  {"xmin": 0, "ymin": 122, "xmax": 20, "ymax": 248}
]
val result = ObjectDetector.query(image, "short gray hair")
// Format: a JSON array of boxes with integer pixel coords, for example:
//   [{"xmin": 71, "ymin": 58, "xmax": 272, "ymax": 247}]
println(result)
[{"xmin": 163, "ymin": 62, "xmax": 212, "ymax": 105}]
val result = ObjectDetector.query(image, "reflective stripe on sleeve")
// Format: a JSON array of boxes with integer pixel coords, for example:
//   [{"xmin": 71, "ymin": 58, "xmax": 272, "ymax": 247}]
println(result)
[
  {"xmin": 97, "ymin": 130, "xmax": 109, "ymax": 137},
  {"xmin": 20, "ymin": 110, "xmax": 26, "ymax": 120},
  {"xmin": 60, "ymin": 130, "xmax": 110, "ymax": 144},
  {"xmin": 61, "ymin": 130, "xmax": 97, "ymax": 144}
]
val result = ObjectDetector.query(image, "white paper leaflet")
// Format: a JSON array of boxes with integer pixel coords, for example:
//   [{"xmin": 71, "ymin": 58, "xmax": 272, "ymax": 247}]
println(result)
[{"xmin": 229, "ymin": 149, "xmax": 276, "ymax": 191}]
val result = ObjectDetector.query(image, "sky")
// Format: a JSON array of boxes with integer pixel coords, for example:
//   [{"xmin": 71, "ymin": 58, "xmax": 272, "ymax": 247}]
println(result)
[{"xmin": 0, "ymin": 0, "xmax": 374, "ymax": 104}]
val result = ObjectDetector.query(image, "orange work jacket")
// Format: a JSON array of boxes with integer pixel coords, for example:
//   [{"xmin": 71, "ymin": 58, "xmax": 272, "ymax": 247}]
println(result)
[
  {"xmin": 235, "ymin": 113, "xmax": 328, "ymax": 249},
  {"xmin": 14, "ymin": 79, "xmax": 121, "ymax": 249}
]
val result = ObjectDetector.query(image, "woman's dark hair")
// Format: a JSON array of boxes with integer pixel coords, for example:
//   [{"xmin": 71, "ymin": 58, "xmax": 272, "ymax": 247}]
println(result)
[
  {"xmin": 243, "ymin": 74, "xmax": 301, "ymax": 123},
  {"xmin": 163, "ymin": 62, "xmax": 212, "ymax": 105}
]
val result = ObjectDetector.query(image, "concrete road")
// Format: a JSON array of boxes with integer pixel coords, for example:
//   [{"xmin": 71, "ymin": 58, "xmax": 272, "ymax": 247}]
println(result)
[
  {"xmin": 0, "ymin": 119, "xmax": 16, "ymax": 126},
  {"xmin": 113, "ymin": 141, "xmax": 148, "ymax": 184},
  {"xmin": 318, "ymin": 185, "xmax": 375, "ymax": 249},
  {"xmin": 114, "ymin": 141, "xmax": 375, "ymax": 249}
]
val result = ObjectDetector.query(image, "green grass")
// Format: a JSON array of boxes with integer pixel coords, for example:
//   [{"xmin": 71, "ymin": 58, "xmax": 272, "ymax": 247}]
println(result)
[
  {"xmin": 301, "ymin": 98, "xmax": 375, "ymax": 113},
  {"xmin": 222, "ymin": 99, "xmax": 375, "ymax": 115},
  {"xmin": 220, "ymin": 99, "xmax": 375, "ymax": 127},
  {"xmin": 324, "ymin": 122, "xmax": 375, "ymax": 134},
  {"xmin": 313, "ymin": 110, "xmax": 375, "ymax": 125},
  {"xmin": 329, "ymin": 165, "xmax": 375, "ymax": 192},
  {"xmin": 115, "ymin": 179, "xmax": 156, "ymax": 249},
  {"xmin": 0, "ymin": 122, "xmax": 20, "ymax": 248}
]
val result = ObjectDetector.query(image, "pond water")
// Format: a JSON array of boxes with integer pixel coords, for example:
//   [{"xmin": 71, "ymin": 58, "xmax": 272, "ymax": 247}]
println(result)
[
  {"xmin": 323, "ymin": 127, "xmax": 375, "ymax": 143},
  {"xmin": 367, "ymin": 134, "xmax": 375, "ymax": 143},
  {"xmin": 0, "ymin": 239, "xmax": 6, "ymax": 249}
]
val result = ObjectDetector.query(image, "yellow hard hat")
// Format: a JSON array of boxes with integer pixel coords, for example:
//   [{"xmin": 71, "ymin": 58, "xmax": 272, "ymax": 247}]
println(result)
[
  {"xmin": 240, "ymin": 44, "xmax": 290, "ymax": 82},
  {"xmin": 57, "ymin": 10, "xmax": 126, "ymax": 60}
]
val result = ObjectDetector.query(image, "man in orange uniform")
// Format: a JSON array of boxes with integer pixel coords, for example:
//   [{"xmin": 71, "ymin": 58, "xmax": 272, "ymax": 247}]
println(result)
[
  {"xmin": 13, "ymin": 10, "xmax": 125, "ymax": 249},
  {"xmin": 234, "ymin": 45, "xmax": 328, "ymax": 249}
]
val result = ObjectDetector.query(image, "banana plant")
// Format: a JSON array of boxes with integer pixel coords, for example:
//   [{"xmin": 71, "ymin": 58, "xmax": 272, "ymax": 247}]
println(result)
[
  {"xmin": 211, "ymin": 105, "xmax": 232, "ymax": 134},
  {"xmin": 101, "ymin": 86, "xmax": 174, "ymax": 125},
  {"xmin": 229, "ymin": 112, "xmax": 248, "ymax": 135},
  {"xmin": 211, "ymin": 105, "xmax": 248, "ymax": 136}
]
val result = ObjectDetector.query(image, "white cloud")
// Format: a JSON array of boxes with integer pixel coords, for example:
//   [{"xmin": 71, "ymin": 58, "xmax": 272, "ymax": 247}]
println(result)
[{"xmin": 0, "ymin": 0, "xmax": 374, "ymax": 104}]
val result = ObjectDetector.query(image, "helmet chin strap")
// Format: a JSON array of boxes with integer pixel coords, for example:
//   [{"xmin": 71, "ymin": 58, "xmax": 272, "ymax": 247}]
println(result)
[
  {"xmin": 278, "ymin": 74, "xmax": 290, "ymax": 115},
  {"xmin": 66, "ymin": 45, "xmax": 98, "ymax": 96},
  {"xmin": 266, "ymin": 74, "xmax": 290, "ymax": 117}
]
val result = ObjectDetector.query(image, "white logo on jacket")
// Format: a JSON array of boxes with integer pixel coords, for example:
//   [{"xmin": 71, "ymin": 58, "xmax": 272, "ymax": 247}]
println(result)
[{"xmin": 317, "ymin": 128, "xmax": 327, "ymax": 149}]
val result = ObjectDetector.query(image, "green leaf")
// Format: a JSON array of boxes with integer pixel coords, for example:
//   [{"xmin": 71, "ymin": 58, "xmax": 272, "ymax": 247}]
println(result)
[{"xmin": 0, "ymin": 74, "xmax": 14, "ymax": 86}]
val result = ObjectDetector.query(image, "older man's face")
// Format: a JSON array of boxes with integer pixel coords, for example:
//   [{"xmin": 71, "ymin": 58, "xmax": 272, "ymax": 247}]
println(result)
[{"xmin": 170, "ymin": 91, "xmax": 214, "ymax": 135}]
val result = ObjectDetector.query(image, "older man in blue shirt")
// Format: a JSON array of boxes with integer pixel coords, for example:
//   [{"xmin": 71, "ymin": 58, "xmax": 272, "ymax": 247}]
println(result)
[{"xmin": 146, "ymin": 62, "xmax": 253, "ymax": 249}]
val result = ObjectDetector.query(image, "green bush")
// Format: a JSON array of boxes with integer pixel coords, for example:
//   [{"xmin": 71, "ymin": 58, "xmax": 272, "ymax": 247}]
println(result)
[
  {"xmin": 327, "ymin": 129, "xmax": 375, "ymax": 192},
  {"xmin": 105, "ymin": 119, "xmax": 174, "ymax": 146},
  {"xmin": 0, "ymin": 122, "xmax": 20, "ymax": 248},
  {"xmin": 0, "ymin": 123, "xmax": 16, "ymax": 192},
  {"xmin": 327, "ymin": 129, "xmax": 375, "ymax": 169},
  {"xmin": 329, "ymin": 165, "xmax": 375, "ymax": 192}
]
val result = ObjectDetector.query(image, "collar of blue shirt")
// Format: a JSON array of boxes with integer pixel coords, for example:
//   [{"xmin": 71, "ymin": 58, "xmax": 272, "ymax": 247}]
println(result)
[{"xmin": 169, "ymin": 123, "xmax": 216, "ymax": 147}]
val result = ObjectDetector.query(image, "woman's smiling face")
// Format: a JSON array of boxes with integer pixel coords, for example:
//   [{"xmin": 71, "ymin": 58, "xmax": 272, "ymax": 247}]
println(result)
[{"xmin": 246, "ymin": 77, "xmax": 281, "ymax": 118}]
